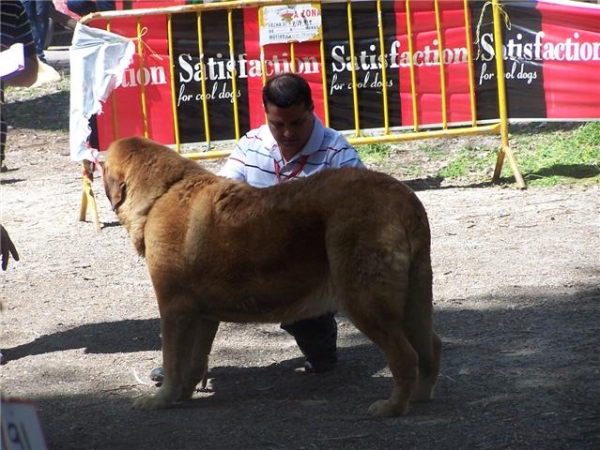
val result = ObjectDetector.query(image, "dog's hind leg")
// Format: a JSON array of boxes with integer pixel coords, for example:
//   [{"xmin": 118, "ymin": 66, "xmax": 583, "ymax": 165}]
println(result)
[
  {"xmin": 410, "ymin": 331, "xmax": 441, "ymax": 402},
  {"xmin": 405, "ymin": 323, "xmax": 441, "ymax": 402},
  {"xmin": 403, "ymin": 251, "xmax": 441, "ymax": 402},
  {"xmin": 134, "ymin": 312, "xmax": 218, "ymax": 410},
  {"xmin": 343, "ymin": 292, "xmax": 419, "ymax": 418}
]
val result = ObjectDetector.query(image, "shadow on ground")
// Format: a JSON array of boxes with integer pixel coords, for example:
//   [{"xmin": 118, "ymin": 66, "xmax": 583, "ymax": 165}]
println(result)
[
  {"xmin": 3, "ymin": 284, "xmax": 599, "ymax": 450},
  {"xmin": 525, "ymin": 163, "xmax": 600, "ymax": 180},
  {"xmin": 3, "ymin": 319, "xmax": 161, "ymax": 363},
  {"xmin": 4, "ymin": 90, "xmax": 70, "ymax": 131}
]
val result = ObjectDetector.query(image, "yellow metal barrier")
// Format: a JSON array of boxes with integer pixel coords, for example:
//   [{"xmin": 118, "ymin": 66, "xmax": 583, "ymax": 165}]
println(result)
[{"xmin": 78, "ymin": 0, "xmax": 526, "ymax": 231}]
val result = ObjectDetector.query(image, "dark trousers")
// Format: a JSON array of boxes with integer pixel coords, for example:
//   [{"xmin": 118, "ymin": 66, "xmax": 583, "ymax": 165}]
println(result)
[
  {"xmin": 1, "ymin": 84, "xmax": 6, "ymax": 163},
  {"xmin": 281, "ymin": 312, "xmax": 338, "ymax": 365},
  {"xmin": 20, "ymin": 0, "xmax": 50, "ymax": 61},
  {"xmin": 1, "ymin": 105, "xmax": 6, "ymax": 163},
  {"xmin": 65, "ymin": 1, "xmax": 116, "ymax": 17}
]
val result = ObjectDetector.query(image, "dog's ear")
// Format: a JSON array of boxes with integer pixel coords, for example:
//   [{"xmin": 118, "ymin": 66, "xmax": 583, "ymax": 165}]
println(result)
[{"xmin": 104, "ymin": 171, "xmax": 126, "ymax": 211}]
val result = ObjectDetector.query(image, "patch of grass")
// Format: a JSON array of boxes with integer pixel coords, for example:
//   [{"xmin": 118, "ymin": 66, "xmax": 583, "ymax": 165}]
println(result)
[
  {"xmin": 437, "ymin": 144, "xmax": 498, "ymax": 179},
  {"xmin": 417, "ymin": 143, "xmax": 448, "ymax": 160},
  {"xmin": 436, "ymin": 122, "xmax": 599, "ymax": 187},
  {"xmin": 357, "ymin": 142, "xmax": 393, "ymax": 164},
  {"xmin": 5, "ymin": 73, "xmax": 71, "ymax": 132},
  {"xmin": 506, "ymin": 122, "xmax": 600, "ymax": 187}
]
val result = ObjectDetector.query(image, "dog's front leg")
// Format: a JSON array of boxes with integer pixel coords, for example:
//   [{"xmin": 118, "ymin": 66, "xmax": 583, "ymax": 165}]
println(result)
[
  {"xmin": 179, "ymin": 317, "xmax": 220, "ymax": 399},
  {"xmin": 134, "ymin": 312, "xmax": 219, "ymax": 410}
]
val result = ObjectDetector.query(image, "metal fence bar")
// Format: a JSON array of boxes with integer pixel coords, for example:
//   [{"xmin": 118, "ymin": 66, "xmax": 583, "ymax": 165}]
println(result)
[
  {"xmin": 491, "ymin": 0, "xmax": 525, "ymax": 188},
  {"xmin": 404, "ymin": 0, "xmax": 419, "ymax": 132},
  {"xmin": 107, "ymin": 19, "xmax": 121, "ymax": 141},
  {"xmin": 78, "ymin": 0, "xmax": 526, "ymax": 231},
  {"xmin": 463, "ymin": 0, "xmax": 477, "ymax": 127},
  {"xmin": 227, "ymin": 8, "xmax": 242, "ymax": 142},
  {"xmin": 433, "ymin": 0, "xmax": 449, "ymax": 129},
  {"xmin": 346, "ymin": 0, "xmax": 360, "ymax": 137},
  {"xmin": 376, "ymin": 0, "xmax": 390, "ymax": 135},
  {"xmin": 195, "ymin": 11, "xmax": 212, "ymax": 146},
  {"xmin": 318, "ymin": 23, "xmax": 330, "ymax": 127},
  {"xmin": 167, "ymin": 13, "xmax": 181, "ymax": 151},
  {"xmin": 135, "ymin": 16, "xmax": 149, "ymax": 137}
]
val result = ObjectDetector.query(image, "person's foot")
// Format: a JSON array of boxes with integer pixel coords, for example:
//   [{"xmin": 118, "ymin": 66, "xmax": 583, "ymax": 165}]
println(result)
[
  {"xmin": 303, "ymin": 357, "xmax": 337, "ymax": 374},
  {"xmin": 282, "ymin": 313, "xmax": 339, "ymax": 374},
  {"xmin": 31, "ymin": 60, "xmax": 62, "ymax": 88}
]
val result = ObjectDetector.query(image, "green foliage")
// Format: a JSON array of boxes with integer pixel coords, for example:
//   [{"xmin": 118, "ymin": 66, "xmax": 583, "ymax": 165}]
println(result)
[
  {"xmin": 437, "ymin": 145, "xmax": 497, "ymax": 179},
  {"xmin": 418, "ymin": 143, "xmax": 447, "ymax": 160},
  {"xmin": 5, "ymin": 75, "xmax": 71, "ymax": 132},
  {"xmin": 508, "ymin": 122, "xmax": 600, "ymax": 187},
  {"xmin": 357, "ymin": 142, "xmax": 393, "ymax": 164},
  {"xmin": 437, "ymin": 122, "xmax": 599, "ymax": 186}
]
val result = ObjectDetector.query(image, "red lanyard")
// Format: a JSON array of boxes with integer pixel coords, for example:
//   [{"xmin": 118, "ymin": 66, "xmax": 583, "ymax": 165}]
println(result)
[{"xmin": 273, "ymin": 155, "xmax": 308, "ymax": 183}]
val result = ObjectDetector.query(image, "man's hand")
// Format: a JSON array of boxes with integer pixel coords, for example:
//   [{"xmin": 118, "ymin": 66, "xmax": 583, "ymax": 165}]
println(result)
[{"xmin": 1, "ymin": 225, "xmax": 20, "ymax": 270}]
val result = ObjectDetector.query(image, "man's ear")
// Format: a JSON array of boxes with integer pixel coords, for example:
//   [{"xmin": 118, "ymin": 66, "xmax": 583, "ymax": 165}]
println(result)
[{"xmin": 104, "ymin": 174, "xmax": 126, "ymax": 211}]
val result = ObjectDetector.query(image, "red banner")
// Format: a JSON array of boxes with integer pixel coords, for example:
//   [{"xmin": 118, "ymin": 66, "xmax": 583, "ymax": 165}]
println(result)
[
  {"xmin": 539, "ymin": 0, "xmax": 600, "ymax": 118},
  {"xmin": 84, "ymin": 0, "xmax": 600, "ymax": 152},
  {"xmin": 394, "ymin": 0, "xmax": 473, "ymax": 126}
]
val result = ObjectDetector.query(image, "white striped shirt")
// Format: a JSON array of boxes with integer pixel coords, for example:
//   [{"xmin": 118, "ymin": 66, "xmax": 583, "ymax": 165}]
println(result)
[{"xmin": 218, "ymin": 116, "xmax": 364, "ymax": 188}]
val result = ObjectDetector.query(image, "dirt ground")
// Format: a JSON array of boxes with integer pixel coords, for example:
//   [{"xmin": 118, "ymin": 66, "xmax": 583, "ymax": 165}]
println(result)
[{"xmin": 1, "ymin": 66, "xmax": 599, "ymax": 449}]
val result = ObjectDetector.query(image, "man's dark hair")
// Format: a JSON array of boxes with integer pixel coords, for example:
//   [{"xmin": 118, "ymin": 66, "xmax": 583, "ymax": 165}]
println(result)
[{"xmin": 262, "ymin": 73, "xmax": 314, "ymax": 111}]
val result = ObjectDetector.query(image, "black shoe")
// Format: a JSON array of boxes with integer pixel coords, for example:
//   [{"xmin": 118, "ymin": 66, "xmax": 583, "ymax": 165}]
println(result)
[
  {"xmin": 304, "ymin": 358, "xmax": 337, "ymax": 374},
  {"xmin": 282, "ymin": 313, "xmax": 338, "ymax": 373},
  {"xmin": 150, "ymin": 366, "xmax": 164, "ymax": 384}
]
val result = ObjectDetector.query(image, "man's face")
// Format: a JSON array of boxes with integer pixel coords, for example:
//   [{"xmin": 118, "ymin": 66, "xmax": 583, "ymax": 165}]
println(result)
[{"xmin": 265, "ymin": 101, "xmax": 315, "ymax": 159}]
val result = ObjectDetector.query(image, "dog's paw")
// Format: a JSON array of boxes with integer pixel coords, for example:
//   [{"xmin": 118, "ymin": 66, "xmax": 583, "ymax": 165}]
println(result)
[
  {"xmin": 133, "ymin": 394, "xmax": 171, "ymax": 410},
  {"xmin": 367, "ymin": 399, "xmax": 408, "ymax": 418}
]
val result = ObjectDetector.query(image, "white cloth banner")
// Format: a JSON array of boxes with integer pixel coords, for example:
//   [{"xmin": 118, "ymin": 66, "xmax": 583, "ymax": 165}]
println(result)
[{"xmin": 69, "ymin": 23, "xmax": 135, "ymax": 162}]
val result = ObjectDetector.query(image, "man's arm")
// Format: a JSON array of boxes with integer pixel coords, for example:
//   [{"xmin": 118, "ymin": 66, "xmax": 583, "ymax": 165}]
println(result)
[
  {"xmin": 218, "ymin": 140, "xmax": 249, "ymax": 181},
  {"xmin": 327, "ymin": 131, "xmax": 365, "ymax": 169}
]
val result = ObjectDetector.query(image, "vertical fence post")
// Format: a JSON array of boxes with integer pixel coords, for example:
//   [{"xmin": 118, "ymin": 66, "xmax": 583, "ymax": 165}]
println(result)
[{"xmin": 491, "ymin": 0, "xmax": 526, "ymax": 188}]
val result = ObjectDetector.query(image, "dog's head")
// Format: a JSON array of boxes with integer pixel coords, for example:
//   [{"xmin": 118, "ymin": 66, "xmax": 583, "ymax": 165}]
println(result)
[
  {"xmin": 103, "ymin": 136, "xmax": 205, "ymax": 255},
  {"xmin": 103, "ymin": 140, "xmax": 128, "ymax": 212},
  {"xmin": 105, "ymin": 137, "xmax": 175, "ymax": 210}
]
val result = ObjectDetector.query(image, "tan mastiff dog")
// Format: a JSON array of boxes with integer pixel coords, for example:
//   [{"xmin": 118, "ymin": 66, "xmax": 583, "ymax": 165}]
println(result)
[{"xmin": 103, "ymin": 136, "xmax": 441, "ymax": 418}]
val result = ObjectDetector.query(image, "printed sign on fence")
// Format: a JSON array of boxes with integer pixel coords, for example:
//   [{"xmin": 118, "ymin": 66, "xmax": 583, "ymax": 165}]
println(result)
[
  {"xmin": 70, "ymin": 0, "xmax": 600, "ymax": 160},
  {"xmin": 259, "ymin": 3, "xmax": 322, "ymax": 45}
]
